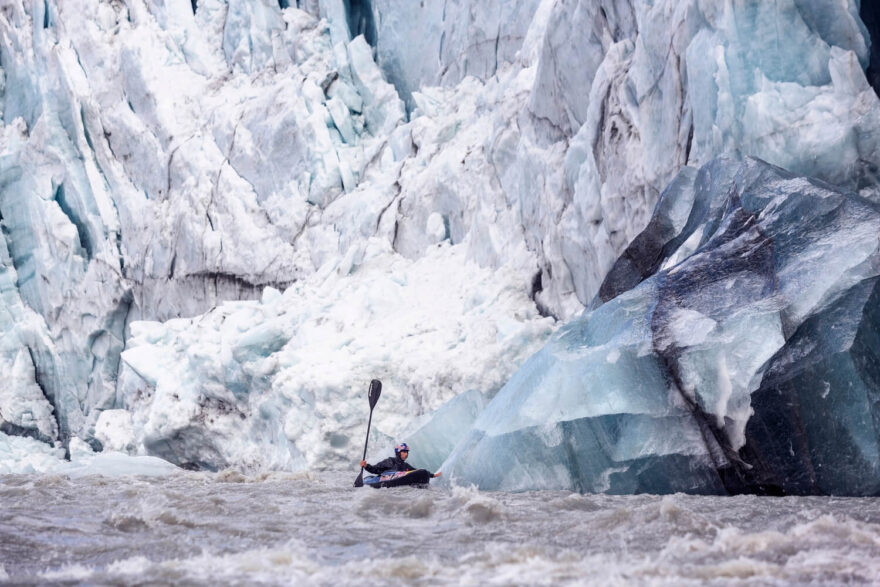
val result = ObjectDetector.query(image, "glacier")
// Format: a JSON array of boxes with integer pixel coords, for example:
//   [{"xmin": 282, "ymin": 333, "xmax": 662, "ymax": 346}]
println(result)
[
  {"xmin": 442, "ymin": 157, "xmax": 880, "ymax": 495},
  {"xmin": 0, "ymin": 0, "xmax": 879, "ymax": 491}
]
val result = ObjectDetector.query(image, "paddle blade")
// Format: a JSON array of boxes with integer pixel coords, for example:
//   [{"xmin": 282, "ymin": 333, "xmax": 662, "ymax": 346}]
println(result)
[
  {"xmin": 355, "ymin": 380, "xmax": 381, "ymax": 487},
  {"xmin": 368, "ymin": 379, "xmax": 382, "ymax": 409}
]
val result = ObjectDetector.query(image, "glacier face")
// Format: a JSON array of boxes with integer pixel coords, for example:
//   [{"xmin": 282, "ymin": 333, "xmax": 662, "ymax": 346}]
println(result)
[
  {"xmin": 1, "ymin": 0, "xmax": 410, "ymax": 449},
  {"xmin": 442, "ymin": 157, "xmax": 880, "ymax": 495},
  {"xmin": 0, "ymin": 0, "xmax": 879, "ymax": 482}
]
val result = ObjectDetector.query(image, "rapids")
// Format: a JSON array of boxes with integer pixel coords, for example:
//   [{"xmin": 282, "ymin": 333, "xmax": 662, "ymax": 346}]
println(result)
[{"xmin": 2, "ymin": 472, "xmax": 879, "ymax": 585}]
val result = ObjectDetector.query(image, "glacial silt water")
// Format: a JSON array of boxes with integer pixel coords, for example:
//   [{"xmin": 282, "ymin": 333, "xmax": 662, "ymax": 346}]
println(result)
[{"xmin": 2, "ymin": 472, "xmax": 879, "ymax": 585}]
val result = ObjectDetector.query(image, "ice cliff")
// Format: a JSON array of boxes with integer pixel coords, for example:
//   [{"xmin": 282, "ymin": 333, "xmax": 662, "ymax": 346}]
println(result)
[{"xmin": 1, "ymin": 0, "xmax": 879, "ymax": 490}]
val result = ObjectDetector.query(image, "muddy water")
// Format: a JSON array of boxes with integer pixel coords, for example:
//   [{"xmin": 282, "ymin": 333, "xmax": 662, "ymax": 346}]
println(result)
[{"xmin": 1, "ymin": 471, "xmax": 879, "ymax": 585}]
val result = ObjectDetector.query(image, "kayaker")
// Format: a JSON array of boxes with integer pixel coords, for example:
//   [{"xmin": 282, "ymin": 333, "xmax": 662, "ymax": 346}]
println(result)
[{"xmin": 360, "ymin": 443, "xmax": 442, "ymax": 478}]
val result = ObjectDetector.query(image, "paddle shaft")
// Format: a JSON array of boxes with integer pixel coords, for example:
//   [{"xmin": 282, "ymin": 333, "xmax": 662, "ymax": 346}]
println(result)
[
  {"xmin": 353, "ymin": 409, "xmax": 374, "ymax": 486},
  {"xmin": 361, "ymin": 407, "xmax": 374, "ymax": 463}
]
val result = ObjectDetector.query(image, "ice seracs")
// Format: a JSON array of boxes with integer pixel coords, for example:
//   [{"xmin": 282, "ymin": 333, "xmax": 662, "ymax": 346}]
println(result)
[
  {"xmin": 0, "ymin": 234, "xmax": 58, "ymax": 445},
  {"xmin": 1, "ymin": 0, "xmax": 407, "ymax": 448}
]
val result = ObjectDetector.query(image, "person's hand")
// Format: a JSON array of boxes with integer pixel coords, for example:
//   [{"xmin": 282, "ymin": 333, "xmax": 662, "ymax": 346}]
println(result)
[
  {"xmin": 360, "ymin": 460, "xmax": 367, "ymax": 468},
  {"xmin": 433, "ymin": 471, "xmax": 442, "ymax": 478}
]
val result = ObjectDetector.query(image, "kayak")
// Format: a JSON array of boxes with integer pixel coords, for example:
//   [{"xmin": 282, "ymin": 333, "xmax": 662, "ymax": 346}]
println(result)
[{"xmin": 363, "ymin": 469, "xmax": 432, "ymax": 488}]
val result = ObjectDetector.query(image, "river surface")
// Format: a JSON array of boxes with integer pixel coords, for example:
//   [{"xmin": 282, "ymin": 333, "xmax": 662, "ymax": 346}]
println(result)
[{"xmin": 2, "ymin": 470, "xmax": 880, "ymax": 585}]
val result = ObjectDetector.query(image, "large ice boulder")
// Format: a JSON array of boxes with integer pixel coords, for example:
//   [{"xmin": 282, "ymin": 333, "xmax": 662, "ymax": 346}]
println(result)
[{"xmin": 442, "ymin": 158, "xmax": 880, "ymax": 496}]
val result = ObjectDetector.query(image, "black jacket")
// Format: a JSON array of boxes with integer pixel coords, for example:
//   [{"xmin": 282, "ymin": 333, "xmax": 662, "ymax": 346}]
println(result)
[{"xmin": 364, "ymin": 456, "xmax": 417, "ymax": 475}]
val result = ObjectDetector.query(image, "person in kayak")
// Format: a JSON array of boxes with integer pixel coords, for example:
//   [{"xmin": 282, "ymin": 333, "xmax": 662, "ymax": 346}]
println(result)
[{"xmin": 360, "ymin": 443, "xmax": 442, "ymax": 478}]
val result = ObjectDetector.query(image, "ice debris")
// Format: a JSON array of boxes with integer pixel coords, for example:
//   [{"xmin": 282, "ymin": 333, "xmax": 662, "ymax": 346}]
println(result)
[{"xmin": 117, "ymin": 242, "xmax": 554, "ymax": 472}]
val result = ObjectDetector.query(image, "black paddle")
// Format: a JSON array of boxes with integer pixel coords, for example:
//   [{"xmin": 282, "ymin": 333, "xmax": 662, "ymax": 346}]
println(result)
[{"xmin": 353, "ymin": 379, "xmax": 382, "ymax": 487}]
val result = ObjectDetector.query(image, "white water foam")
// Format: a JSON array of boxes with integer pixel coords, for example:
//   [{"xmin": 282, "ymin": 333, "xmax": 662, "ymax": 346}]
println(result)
[{"xmin": 2, "ymin": 472, "xmax": 879, "ymax": 586}]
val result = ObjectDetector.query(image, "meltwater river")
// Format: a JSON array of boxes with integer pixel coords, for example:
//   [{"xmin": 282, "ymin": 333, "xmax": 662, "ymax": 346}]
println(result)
[{"xmin": 2, "ymin": 471, "xmax": 879, "ymax": 585}]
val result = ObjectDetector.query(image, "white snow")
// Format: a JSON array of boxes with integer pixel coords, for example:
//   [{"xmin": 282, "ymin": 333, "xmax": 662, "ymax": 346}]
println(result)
[
  {"xmin": 0, "ymin": 432, "xmax": 66, "ymax": 474},
  {"xmin": 94, "ymin": 409, "xmax": 136, "ymax": 453}
]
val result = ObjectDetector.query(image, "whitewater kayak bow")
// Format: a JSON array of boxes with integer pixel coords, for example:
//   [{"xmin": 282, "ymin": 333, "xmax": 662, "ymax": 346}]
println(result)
[{"xmin": 363, "ymin": 469, "xmax": 432, "ymax": 488}]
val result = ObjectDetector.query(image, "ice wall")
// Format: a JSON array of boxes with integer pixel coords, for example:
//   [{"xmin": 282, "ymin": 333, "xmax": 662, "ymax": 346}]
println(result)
[
  {"xmin": 369, "ymin": 0, "xmax": 544, "ymax": 110},
  {"xmin": 363, "ymin": 0, "xmax": 880, "ymax": 317},
  {"xmin": 442, "ymin": 158, "xmax": 880, "ymax": 495},
  {"xmin": 1, "ymin": 0, "xmax": 879, "ymax": 472},
  {"xmin": 0, "ymin": 236, "xmax": 57, "ymax": 445},
  {"xmin": 0, "ymin": 0, "xmax": 406, "ymax": 445}
]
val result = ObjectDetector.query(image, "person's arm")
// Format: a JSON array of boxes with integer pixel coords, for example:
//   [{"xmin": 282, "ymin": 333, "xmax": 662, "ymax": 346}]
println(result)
[
  {"xmin": 366, "ymin": 457, "xmax": 396, "ymax": 474},
  {"xmin": 360, "ymin": 459, "xmax": 386, "ymax": 474},
  {"xmin": 360, "ymin": 460, "xmax": 379, "ymax": 474}
]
